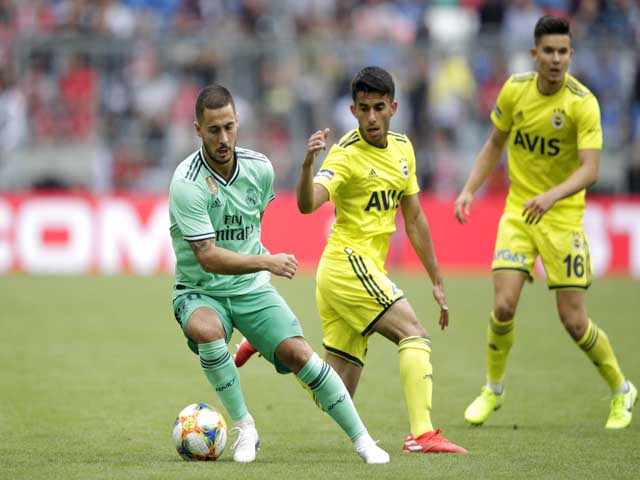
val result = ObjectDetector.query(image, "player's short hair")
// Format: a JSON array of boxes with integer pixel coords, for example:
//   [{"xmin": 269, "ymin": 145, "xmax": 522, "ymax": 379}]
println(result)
[
  {"xmin": 195, "ymin": 85, "xmax": 235, "ymax": 122},
  {"xmin": 534, "ymin": 15, "xmax": 571, "ymax": 45},
  {"xmin": 351, "ymin": 66, "xmax": 395, "ymax": 102}
]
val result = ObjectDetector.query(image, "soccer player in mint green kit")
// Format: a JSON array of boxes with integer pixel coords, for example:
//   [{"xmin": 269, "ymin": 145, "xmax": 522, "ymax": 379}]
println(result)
[{"xmin": 169, "ymin": 84, "xmax": 389, "ymax": 464}]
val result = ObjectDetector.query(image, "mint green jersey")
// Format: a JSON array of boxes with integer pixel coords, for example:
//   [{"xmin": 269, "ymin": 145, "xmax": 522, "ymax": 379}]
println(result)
[{"xmin": 169, "ymin": 146, "xmax": 276, "ymax": 299}]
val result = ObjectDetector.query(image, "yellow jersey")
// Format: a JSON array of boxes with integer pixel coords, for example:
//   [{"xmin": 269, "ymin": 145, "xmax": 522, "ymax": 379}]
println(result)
[
  {"xmin": 313, "ymin": 128, "xmax": 420, "ymax": 271},
  {"xmin": 491, "ymin": 72, "xmax": 602, "ymax": 225}
]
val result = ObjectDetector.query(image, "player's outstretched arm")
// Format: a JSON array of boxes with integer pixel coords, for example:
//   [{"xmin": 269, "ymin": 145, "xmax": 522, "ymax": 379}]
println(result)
[
  {"xmin": 522, "ymin": 149, "xmax": 599, "ymax": 224},
  {"xmin": 401, "ymin": 194, "xmax": 449, "ymax": 330},
  {"xmin": 297, "ymin": 128, "xmax": 330, "ymax": 214},
  {"xmin": 188, "ymin": 239, "xmax": 298, "ymax": 278},
  {"xmin": 454, "ymin": 126, "xmax": 509, "ymax": 224}
]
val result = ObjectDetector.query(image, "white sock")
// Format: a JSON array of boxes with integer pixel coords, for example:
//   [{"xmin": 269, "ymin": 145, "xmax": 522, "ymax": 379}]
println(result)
[
  {"xmin": 353, "ymin": 433, "xmax": 374, "ymax": 451},
  {"xmin": 613, "ymin": 380, "xmax": 629, "ymax": 395},
  {"xmin": 234, "ymin": 412, "xmax": 255, "ymax": 427},
  {"xmin": 487, "ymin": 382, "xmax": 504, "ymax": 395}
]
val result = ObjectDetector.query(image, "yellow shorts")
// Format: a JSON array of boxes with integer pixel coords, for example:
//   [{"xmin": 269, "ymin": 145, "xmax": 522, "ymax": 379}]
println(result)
[
  {"xmin": 316, "ymin": 248, "xmax": 405, "ymax": 366},
  {"xmin": 492, "ymin": 212, "xmax": 591, "ymax": 289}
]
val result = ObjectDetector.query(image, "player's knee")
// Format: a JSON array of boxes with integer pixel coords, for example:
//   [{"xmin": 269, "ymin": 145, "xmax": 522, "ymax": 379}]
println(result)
[
  {"xmin": 375, "ymin": 305, "xmax": 426, "ymax": 342},
  {"xmin": 185, "ymin": 311, "xmax": 226, "ymax": 344},
  {"xmin": 559, "ymin": 311, "xmax": 587, "ymax": 340},
  {"xmin": 493, "ymin": 302, "xmax": 516, "ymax": 322},
  {"xmin": 275, "ymin": 336, "xmax": 313, "ymax": 373},
  {"xmin": 400, "ymin": 321, "xmax": 428, "ymax": 339},
  {"xmin": 377, "ymin": 321, "xmax": 426, "ymax": 344},
  {"xmin": 561, "ymin": 318, "xmax": 587, "ymax": 341}
]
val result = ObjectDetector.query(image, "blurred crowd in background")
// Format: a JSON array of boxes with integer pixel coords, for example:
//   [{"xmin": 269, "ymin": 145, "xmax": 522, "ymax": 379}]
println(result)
[{"xmin": 1, "ymin": 0, "xmax": 640, "ymax": 194}]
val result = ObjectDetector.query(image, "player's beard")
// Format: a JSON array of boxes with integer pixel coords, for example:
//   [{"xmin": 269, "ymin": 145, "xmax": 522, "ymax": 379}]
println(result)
[{"xmin": 203, "ymin": 142, "xmax": 233, "ymax": 166}]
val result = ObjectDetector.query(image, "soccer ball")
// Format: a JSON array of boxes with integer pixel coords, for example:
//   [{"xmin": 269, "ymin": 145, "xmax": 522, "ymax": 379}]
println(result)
[{"xmin": 173, "ymin": 403, "xmax": 227, "ymax": 461}]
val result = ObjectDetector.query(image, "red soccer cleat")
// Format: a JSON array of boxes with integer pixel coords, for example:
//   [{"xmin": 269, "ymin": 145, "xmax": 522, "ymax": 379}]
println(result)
[
  {"xmin": 234, "ymin": 338, "xmax": 258, "ymax": 367},
  {"xmin": 402, "ymin": 429, "xmax": 467, "ymax": 454}
]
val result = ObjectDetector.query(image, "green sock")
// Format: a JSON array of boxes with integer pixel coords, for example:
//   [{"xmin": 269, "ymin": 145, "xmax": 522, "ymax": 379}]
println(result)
[
  {"xmin": 297, "ymin": 353, "xmax": 366, "ymax": 441},
  {"xmin": 198, "ymin": 339, "xmax": 248, "ymax": 422},
  {"xmin": 295, "ymin": 375, "xmax": 323, "ymax": 411}
]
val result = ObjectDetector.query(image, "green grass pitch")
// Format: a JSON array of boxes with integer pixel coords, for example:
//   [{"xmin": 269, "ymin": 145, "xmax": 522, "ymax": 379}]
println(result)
[{"xmin": 1, "ymin": 273, "xmax": 638, "ymax": 479}]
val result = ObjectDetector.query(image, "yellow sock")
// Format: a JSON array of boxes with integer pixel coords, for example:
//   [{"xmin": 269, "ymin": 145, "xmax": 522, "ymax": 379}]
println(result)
[
  {"xmin": 577, "ymin": 319, "xmax": 625, "ymax": 391},
  {"xmin": 398, "ymin": 336, "xmax": 433, "ymax": 436},
  {"xmin": 487, "ymin": 312, "xmax": 515, "ymax": 384}
]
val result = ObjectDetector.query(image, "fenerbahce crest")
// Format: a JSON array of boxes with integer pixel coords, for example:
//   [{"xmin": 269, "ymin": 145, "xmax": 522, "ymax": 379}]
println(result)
[
  {"xmin": 399, "ymin": 158, "xmax": 409, "ymax": 178},
  {"xmin": 572, "ymin": 233, "xmax": 582, "ymax": 250},
  {"xmin": 551, "ymin": 109, "xmax": 565, "ymax": 130}
]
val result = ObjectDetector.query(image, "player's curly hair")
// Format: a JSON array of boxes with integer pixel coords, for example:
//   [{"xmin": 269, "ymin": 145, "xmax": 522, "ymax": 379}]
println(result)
[
  {"xmin": 195, "ymin": 85, "xmax": 236, "ymax": 122},
  {"xmin": 534, "ymin": 16, "xmax": 571, "ymax": 45},
  {"xmin": 351, "ymin": 66, "xmax": 395, "ymax": 102}
]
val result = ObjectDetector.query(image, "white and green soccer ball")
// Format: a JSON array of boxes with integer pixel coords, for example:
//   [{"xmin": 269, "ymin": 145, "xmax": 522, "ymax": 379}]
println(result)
[{"xmin": 173, "ymin": 403, "xmax": 227, "ymax": 461}]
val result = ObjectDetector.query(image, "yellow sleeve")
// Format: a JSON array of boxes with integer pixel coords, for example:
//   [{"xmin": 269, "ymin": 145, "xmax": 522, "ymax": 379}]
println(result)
[
  {"xmin": 313, "ymin": 145, "xmax": 350, "ymax": 200},
  {"xmin": 404, "ymin": 138, "xmax": 420, "ymax": 196},
  {"xmin": 490, "ymin": 77, "xmax": 515, "ymax": 133},
  {"xmin": 575, "ymin": 95, "xmax": 603, "ymax": 150}
]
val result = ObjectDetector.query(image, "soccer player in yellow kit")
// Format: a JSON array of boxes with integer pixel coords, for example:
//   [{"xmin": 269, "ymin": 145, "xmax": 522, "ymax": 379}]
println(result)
[
  {"xmin": 454, "ymin": 16, "xmax": 636, "ymax": 429},
  {"xmin": 298, "ymin": 66, "xmax": 465, "ymax": 453}
]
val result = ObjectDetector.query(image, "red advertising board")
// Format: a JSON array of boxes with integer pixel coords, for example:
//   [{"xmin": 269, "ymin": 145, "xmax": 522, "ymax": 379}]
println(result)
[{"xmin": 0, "ymin": 192, "xmax": 639, "ymax": 277}]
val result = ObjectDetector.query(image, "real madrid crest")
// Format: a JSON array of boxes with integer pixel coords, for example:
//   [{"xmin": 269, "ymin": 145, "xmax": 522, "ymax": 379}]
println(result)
[
  {"xmin": 551, "ymin": 109, "xmax": 565, "ymax": 130},
  {"xmin": 246, "ymin": 187, "xmax": 258, "ymax": 206},
  {"xmin": 205, "ymin": 176, "xmax": 218, "ymax": 194}
]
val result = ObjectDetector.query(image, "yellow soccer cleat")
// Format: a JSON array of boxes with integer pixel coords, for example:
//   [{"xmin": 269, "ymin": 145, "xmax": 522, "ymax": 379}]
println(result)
[
  {"xmin": 464, "ymin": 386, "xmax": 504, "ymax": 426},
  {"xmin": 605, "ymin": 381, "xmax": 638, "ymax": 430}
]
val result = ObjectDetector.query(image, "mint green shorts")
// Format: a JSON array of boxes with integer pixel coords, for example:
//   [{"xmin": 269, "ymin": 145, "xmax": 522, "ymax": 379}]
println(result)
[{"xmin": 173, "ymin": 283, "xmax": 304, "ymax": 373}]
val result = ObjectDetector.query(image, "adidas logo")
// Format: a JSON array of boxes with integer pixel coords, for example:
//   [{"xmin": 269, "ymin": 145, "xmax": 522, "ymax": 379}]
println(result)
[
  {"xmin": 368, "ymin": 169, "xmax": 377, "ymax": 178},
  {"xmin": 212, "ymin": 198, "xmax": 223, "ymax": 208}
]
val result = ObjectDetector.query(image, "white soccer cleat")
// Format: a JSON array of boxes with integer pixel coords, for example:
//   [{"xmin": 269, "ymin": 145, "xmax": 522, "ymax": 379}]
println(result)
[
  {"xmin": 231, "ymin": 415, "xmax": 260, "ymax": 463},
  {"xmin": 355, "ymin": 439, "xmax": 390, "ymax": 464}
]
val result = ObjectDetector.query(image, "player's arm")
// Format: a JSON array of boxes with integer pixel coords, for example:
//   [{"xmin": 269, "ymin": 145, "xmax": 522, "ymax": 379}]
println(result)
[
  {"xmin": 454, "ymin": 126, "xmax": 510, "ymax": 224},
  {"xmin": 400, "ymin": 193, "xmax": 449, "ymax": 330},
  {"xmin": 188, "ymin": 238, "xmax": 298, "ymax": 279},
  {"xmin": 171, "ymin": 176, "xmax": 297, "ymax": 279},
  {"xmin": 297, "ymin": 128, "xmax": 330, "ymax": 213},
  {"xmin": 522, "ymin": 149, "xmax": 599, "ymax": 224}
]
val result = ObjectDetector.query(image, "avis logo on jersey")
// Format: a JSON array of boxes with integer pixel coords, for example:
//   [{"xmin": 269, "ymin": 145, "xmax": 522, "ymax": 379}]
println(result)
[
  {"xmin": 513, "ymin": 130, "xmax": 560, "ymax": 156},
  {"xmin": 364, "ymin": 189, "xmax": 405, "ymax": 211}
]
